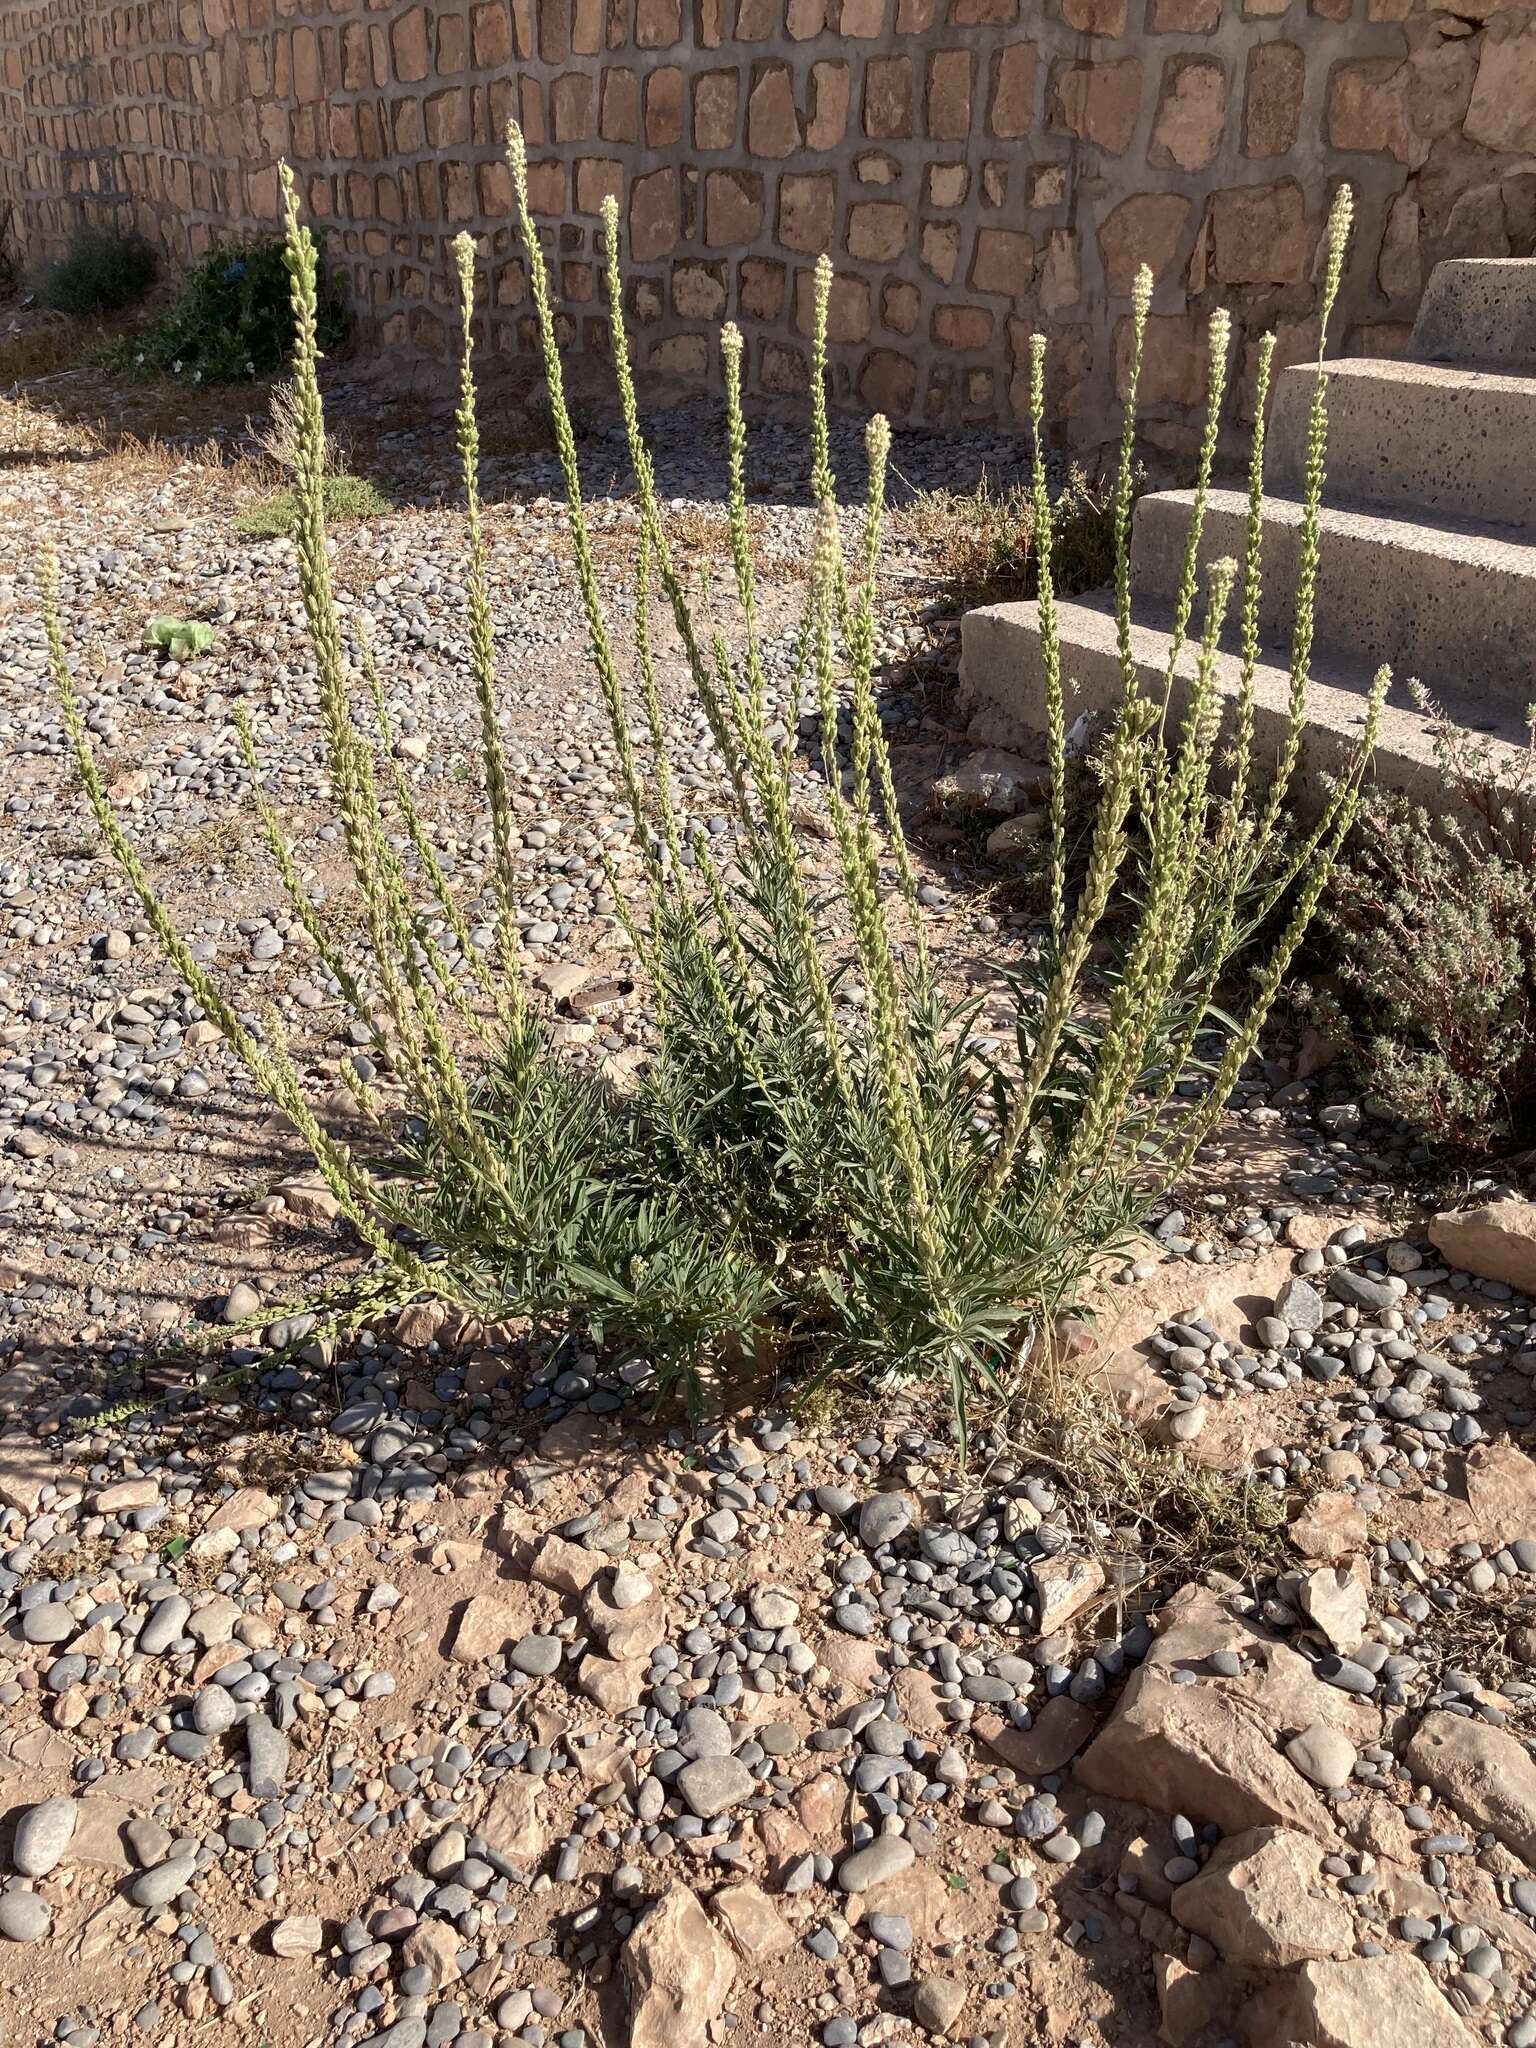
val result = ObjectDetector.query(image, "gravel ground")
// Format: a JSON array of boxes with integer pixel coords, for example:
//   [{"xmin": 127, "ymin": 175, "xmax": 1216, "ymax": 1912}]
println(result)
[{"xmin": 1, "ymin": 347, "xmax": 1536, "ymax": 2048}]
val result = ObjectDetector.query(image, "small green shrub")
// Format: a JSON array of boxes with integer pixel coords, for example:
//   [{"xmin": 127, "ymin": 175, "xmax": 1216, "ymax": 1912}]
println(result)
[
  {"xmin": 35, "ymin": 223, "xmax": 157, "ymax": 316},
  {"xmin": 127, "ymin": 235, "xmax": 347, "ymax": 383},
  {"xmin": 234, "ymin": 471, "xmax": 391, "ymax": 541},
  {"xmin": 1318, "ymin": 703, "xmax": 1536, "ymax": 1152},
  {"xmin": 45, "ymin": 157, "xmax": 1380, "ymax": 1446}
]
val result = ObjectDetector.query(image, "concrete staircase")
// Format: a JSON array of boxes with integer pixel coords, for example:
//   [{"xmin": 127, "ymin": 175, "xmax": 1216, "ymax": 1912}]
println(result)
[{"xmin": 959, "ymin": 258, "xmax": 1536, "ymax": 811}]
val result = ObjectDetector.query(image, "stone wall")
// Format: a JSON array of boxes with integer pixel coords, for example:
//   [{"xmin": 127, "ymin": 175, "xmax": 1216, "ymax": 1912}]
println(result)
[{"xmin": 2, "ymin": 0, "xmax": 1533, "ymax": 445}]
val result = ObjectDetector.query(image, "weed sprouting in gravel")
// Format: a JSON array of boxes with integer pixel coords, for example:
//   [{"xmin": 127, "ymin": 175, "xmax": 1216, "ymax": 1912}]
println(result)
[
  {"xmin": 233, "ymin": 376, "xmax": 392, "ymax": 539},
  {"xmin": 143, "ymin": 615, "xmax": 214, "ymax": 660},
  {"xmin": 47, "ymin": 155, "xmax": 1383, "ymax": 1450},
  {"xmin": 233, "ymin": 471, "xmax": 390, "ymax": 541}
]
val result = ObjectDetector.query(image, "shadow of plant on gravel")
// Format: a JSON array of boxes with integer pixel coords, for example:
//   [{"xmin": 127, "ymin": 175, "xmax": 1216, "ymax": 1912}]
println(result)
[{"xmin": 44, "ymin": 146, "xmax": 1384, "ymax": 1455}]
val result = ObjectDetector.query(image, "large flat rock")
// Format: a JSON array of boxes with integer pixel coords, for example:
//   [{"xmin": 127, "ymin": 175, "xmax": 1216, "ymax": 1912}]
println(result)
[
  {"xmin": 1249, "ymin": 1952, "xmax": 1475, "ymax": 2046},
  {"xmin": 1404, "ymin": 1712, "xmax": 1536, "ymax": 1864},
  {"xmin": 1075, "ymin": 1587, "xmax": 1377, "ymax": 1842}
]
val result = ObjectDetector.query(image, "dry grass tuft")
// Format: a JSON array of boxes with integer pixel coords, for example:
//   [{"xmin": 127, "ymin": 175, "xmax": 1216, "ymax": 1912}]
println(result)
[
  {"xmin": 0, "ymin": 320, "xmax": 92, "ymax": 387},
  {"xmin": 1397, "ymin": 1578, "xmax": 1536, "ymax": 1720},
  {"xmin": 901, "ymin": 464, "xmax": 1131, "ymax": 607}
]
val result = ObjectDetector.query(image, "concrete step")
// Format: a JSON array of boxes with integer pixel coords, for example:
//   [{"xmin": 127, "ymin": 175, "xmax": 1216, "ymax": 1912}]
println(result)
[
  {"xmin": 1269, "ymin": 357, "xmax": 1536, "ymax": 532},
  {"xmin": 1413, "ymin": 257, "xmax": 1536, "ymax": 369},
  {"xmin": 958, "ymin": 591, "xmax": 1532, "ymax": 818},
  {"xmin": 1130, "ymin": 487, "xmax": 1536, "ymax": 706}
]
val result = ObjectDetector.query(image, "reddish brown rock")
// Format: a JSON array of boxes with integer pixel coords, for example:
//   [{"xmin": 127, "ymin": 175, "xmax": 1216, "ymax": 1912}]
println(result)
[
  {"xmin": 403, "ymin": 1917, "xmax": 462, "ymax": 1990},
  {"xmin": 848, "ymin": 1858, "xmax": 965, "ymax": 1942},
  {"xmin": 625, "ymin": 1885, "xmax": 737, "ymax": 2048},
  {"xmin": 201, "ymin": 1486, "xmax": 278, "ymax": 1536},
  {"xmin": 577, "ymin": 1653, "xmax": 648, "ymax": 1713},
  {"xmin": 573, "ymin": 155, "xmax": 621, "ymax": 212},
  {"xmin": 747, "ymin": 63, "xmax": 798, "ymax": 156},
  {"xmin": 645, "ymin": 67, "xmax": 683, "ymax": 145},
  {"xmin": 921, "ymin": 220, "xmax": 961, "ymax": 283},
  {"xmin": 1249, "ymin": 1952, "xmax": 1474, "ymax": 2047},
  {"xmin": 1053, "ymin": 58, "xmax": 1143, "ymax": 153},
  {"xmin": 1152, "ymin": 57, "xmax": 1227, "ymax": 171},
  {"xmin": 449, "ymin": 1593, "xmax": 526, "ymax": 1664},
  {"xmin": 0, "ymin": 1441, "xmax": 57, "ymax": 1523},
  {"xmin": 651, "ymin": 335, "xmax": 708, "ymax": 375},
  {"xmin": 585, "ymin": 1578, "xmax": 668, "ymax": 1661},
  {"xmin": 1464, "ymin": 1440, "xmax": 1536, "ymax": 1546},
  {"xmin": 1157, "ymin": 1954, "xmax": 1259, "ymax": 2048},
  {"xmin": 1038, "ymin": 229, "xmax": 1080, "ymax": 314},
  {"xmin": 672, "ymin": 261, "xmax": 726, "ymax": 320},
  {"xmin": 971, "ymin": 226, "xmax": 1033, "ymax": 296},
  {"xmin": 796, "ymin": 1772, "xmax": 848, "ymax": 1836},
  {"xmin": 69, "ymin": 1797, "xmax": 135, "ymax": 1871},
  {"xmin": 693, "ymin": 71, "xmax": 738, "ymax": 149},
  {"xmin": 1210, "ymin": 178, "xmax": 1311, "ymax": 284},
  {"xmin": 848, "ymin": 200, "xmax": 909, "ymax": 261},
  {"xmin": 933, "ymin": 303, "xmax": 993, "ymax": 348},
  {"xmin": 1429, "ymin": 1199, "xmax": 1536, "ymax": 1295},
  {"xmin": 712, "ymin": 1881, "xmax": 792, "ymax": 1958},
  {"xmin": 1099, "ymin": 191, "xmax": 1191, "ymax": 294},
  {"xmin": 1170, "ymin": 1826, "xmax": 1354, "ymax": 1966},
  {"xmin": 912, "ymin": 1977, "xmax": 968, "ymax": 2039},
  {"xmin": 1327, "ymin": 58, "xmax": 1416, "ymax": 163},
  {"xmin": 883, "ymin": 279, "xmax": 921, "ymax": 334},
  {"xmin": 1245, "ymin": 40, "xmax": 1303, "ymax": 155},
  {"xmin": 1404, "ymin": 1713, "xmax": 1536, "ymax": 1864},
  {"xmin": 864, "ymin": 54, "xmax": 913, "ymax": 137},
  {"xmin": 1078, "ymin": 1667, "xmax": 1338, "ymax": 1838},
  {"xmin": 927, "ymin": 48, "xmax": 973, "ymax": 139},
  {"xmin": 989, "ymin": 42, "xmax": 1037, "ymax": 137},
  {"xmin": 1290, "ymin": 1491, "xmax": 1368, "ymax": 1564},
  {"xmin": 1148, "ymin": 0, "xmax": 1220, "ymax": 25},
  {"xmin": 1061, "ymin": 0, "xmax": 1127, "ymax": 28},
  {"xmin": 807, "ymin": 61, "xmax": 850, "ymax": 148},
  {"xmin": 1076, "ymin": 1585, "xmax": 1375, "ymax": 1840},
  {"xmin": 1465, "ymin": 22, "xmax": 1536, "ymax": 152},
  {"xmin": 391, "ymin": 5, "xmax": 430, "ymax": 81},
  {"xmin": 552, "ymin": 77, "xmax": 595, "ymax": 142},
  {"xmin": 635, "ymin": 0, "xmax": 681, "ymax": 42},
  {"xmin": 628, "ymin": 167, "xmax": 677, "ymax": 261},
  {"xmin": 1118, "ymin": 311, "xmax": 1206, "ymax": 405},
  {"xmin": 780, "ymin": 172, "xmax": 836, "ymax": 252},
  {"xmin": 479, "ymin": 1773, "xmax": 547, "ymax": 1862},
  {"xmin": 1028, "ymin": 1552, "xmax": 1105, "ymax": 1632},
  {"xmin": 977, "ymin": 1694, "xmax": 1096, "ymax": 1775},
  {"xmin": 1298, "ymin": 1564, "xmax": 1369, "ymax": 1654},
  {"xmin": 530, "ymin": 1532, "xmax": 603, "ymax": 1595},
  {"xmin": 704, "ymin": 169, "xmax": 763, "ymax": 245}
]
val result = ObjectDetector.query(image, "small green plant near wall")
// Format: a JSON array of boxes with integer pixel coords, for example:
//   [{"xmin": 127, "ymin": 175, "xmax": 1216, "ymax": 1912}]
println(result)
[
  {"xmin": 125, "ymin": 236, "xmax": 348, "ymax": 384},
  {"xmin": 35, "ymin": 223, "xmax": 157, "ymax": 317},
  {"xmin": 45, "ymin": 153, "xmax": 1382, "ymax": 1449}
]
